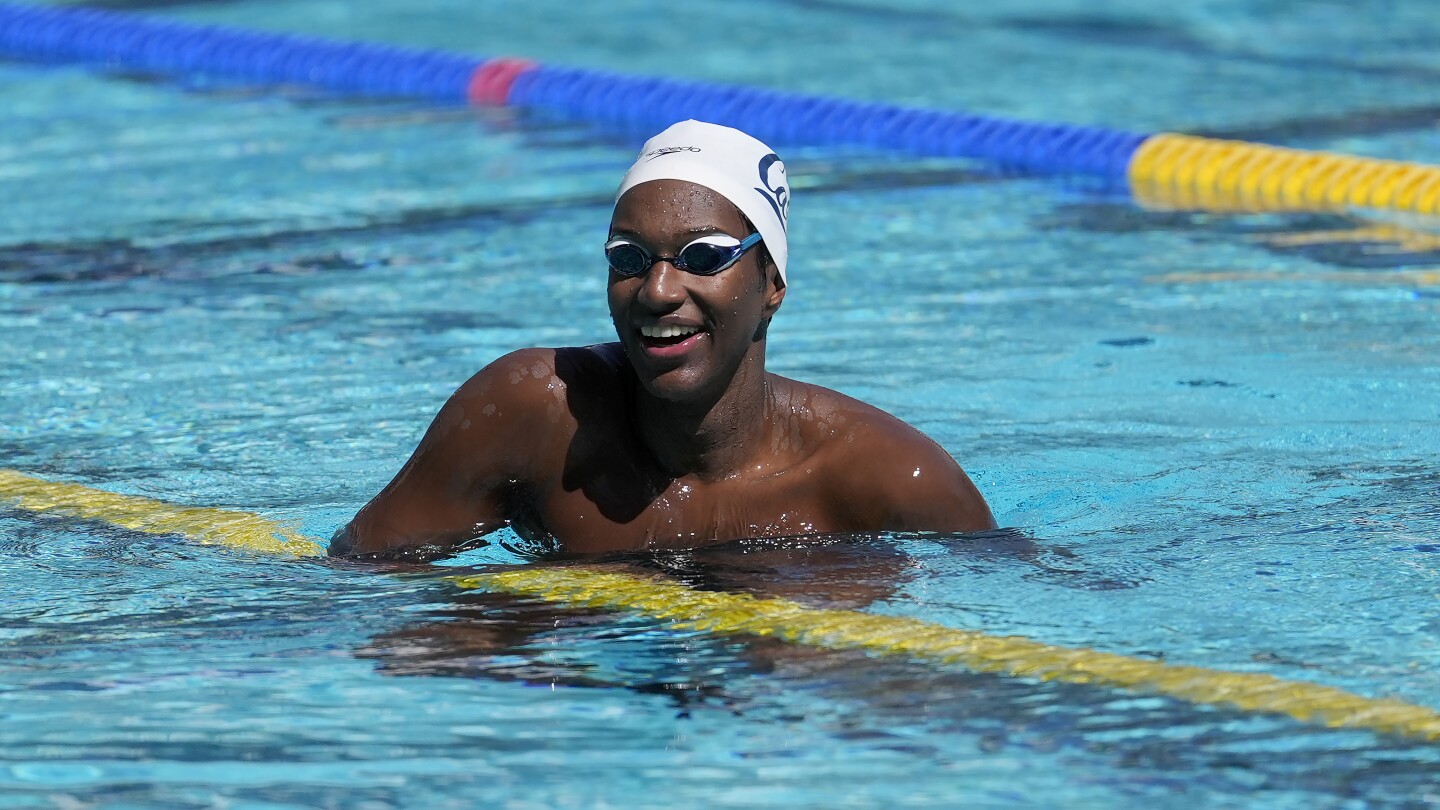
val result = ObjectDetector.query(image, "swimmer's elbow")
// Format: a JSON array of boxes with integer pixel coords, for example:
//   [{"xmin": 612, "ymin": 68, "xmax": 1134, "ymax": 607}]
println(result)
[{"xmin": 327, "ymin": 523, "xmax": 359, "ymax": 558}]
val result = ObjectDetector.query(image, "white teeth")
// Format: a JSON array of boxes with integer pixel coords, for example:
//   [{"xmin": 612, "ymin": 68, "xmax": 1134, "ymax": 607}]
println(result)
[{"xmin": 640, "ymin": 324, "xmax": 700, "ymax": 339}]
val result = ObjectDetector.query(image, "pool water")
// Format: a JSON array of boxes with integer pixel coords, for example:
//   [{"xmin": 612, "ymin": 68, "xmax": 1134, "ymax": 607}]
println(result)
[{"xmin": 4, "ymin": 1, "xmax": 1440, "ymax": 807}]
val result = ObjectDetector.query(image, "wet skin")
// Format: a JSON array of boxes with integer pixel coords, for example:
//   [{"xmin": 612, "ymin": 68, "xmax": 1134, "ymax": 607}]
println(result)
[{"xmin": 332, "ymin": 179, "xmax": 995, "ymax": 558}]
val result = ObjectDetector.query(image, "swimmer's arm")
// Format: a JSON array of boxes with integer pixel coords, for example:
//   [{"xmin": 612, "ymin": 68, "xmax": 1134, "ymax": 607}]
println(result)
[
  {"xmin": 331, "ymin": 350, "xmax": 553, "ymax": 558},
  {"xmin": 329, "ymin": 391, "xmax": 508, "ymax": 559}
]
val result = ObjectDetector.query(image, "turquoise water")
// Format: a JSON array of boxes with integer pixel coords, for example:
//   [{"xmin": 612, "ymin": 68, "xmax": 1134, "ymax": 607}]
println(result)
[{"xmin": 4, "ymin": 1, "xmax": 1440, "ymax": 807}]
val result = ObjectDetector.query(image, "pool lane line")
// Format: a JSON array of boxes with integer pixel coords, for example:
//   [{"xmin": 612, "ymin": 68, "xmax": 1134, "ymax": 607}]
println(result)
[
  {"xmin": 4, "ymin": 468, "xmax": 1440, "ymax": 742},
  {"xmin": 5, "ymin": 3, "xmax": 1440, "ymax": 219},
  {"xmin": 1254, "ymin": 224, "xmax": 1440, "ymax": 252},
  {"xmin": 5, "ymin": 3, "xmax": 1440, "ymax": 217},
  {"xmin": 0, "ymin": 469, "xmax": 322, "ymax": 557},
  {"xmin": 1146, "ymin": 269, "xmax": 1440, "ymax": 287},
  {"xmin": 0, "ymin": 3, "xmax": 1144, "ymax": 180},
  {"xmin": 0, "ymin": 2, "xmax": 1142, "ymax": 179},
  {"xmin": 1130, "ymin": 134, "xmax": 1440, "ymax": 218},
  {"xmin": 450, "ymin": 568, "xmax": 1440, "ymax": 741}
]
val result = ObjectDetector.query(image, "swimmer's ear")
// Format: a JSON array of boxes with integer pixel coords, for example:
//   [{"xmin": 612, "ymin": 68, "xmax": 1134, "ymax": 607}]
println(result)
[
  {"xmin": 754, "ymin": 264, "xmax": 785, "ymax": 342},
  {"xmin": 754, "ymin": 244, "xmax": 784, "ymax": 315},
  {"xmin": 762, "ymin": 266, "xmax": 786, "ymax": 318}
]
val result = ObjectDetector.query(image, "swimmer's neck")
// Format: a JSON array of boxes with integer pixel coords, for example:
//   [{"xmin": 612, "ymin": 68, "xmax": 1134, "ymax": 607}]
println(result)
[{"xmin": 631, "ymin": 342, "xmax": 777, "ymax": 482}]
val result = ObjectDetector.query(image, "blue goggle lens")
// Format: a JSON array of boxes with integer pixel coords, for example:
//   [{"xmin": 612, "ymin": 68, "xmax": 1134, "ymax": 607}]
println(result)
[{"xmin": 605, "ymin": 234, "xmax": 761, "ymax": 278}]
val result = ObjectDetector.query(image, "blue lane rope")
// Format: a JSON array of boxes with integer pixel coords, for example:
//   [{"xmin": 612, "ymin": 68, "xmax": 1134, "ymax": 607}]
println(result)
[
  {"xmin": 0, "ymin": 3, "xmax": 484, "ymax": 99},
  {"xmin": 506, "ymin": 65, "xmax": 1148, "ymax": 178},
  {"xmin": 15, "ymin": 3, "xmax": 1434, "ymax": 216},
  {"xmin": 0, "ymin": 1, "xmax": 1150, "ymax": 180}
]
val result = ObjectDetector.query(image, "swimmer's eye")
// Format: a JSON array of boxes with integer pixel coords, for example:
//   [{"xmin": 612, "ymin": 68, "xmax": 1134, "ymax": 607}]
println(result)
[{"xmin": 605, "ymin": 233, "xmax": 764, "ymax": 277}]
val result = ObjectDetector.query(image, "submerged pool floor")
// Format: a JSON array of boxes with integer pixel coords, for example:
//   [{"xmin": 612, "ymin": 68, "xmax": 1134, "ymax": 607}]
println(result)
[{"xmin": 3, "ymin": 1, "xmax": 1440, "ymax": 807}]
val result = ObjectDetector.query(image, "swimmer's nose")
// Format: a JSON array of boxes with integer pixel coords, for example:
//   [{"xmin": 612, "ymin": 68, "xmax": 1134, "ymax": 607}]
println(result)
[{"xmin": 635, "ymin": 258, "xmax": 686, "ymax": 311}]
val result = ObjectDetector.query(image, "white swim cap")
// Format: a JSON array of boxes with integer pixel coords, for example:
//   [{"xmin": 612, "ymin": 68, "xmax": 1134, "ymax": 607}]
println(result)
[{"xmin": 615, "ymin": 120, "xmax": 790, "ymax": 285}]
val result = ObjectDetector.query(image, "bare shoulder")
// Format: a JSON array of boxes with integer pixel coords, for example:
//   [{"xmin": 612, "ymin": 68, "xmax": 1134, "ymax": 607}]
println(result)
[
  {"xmin": 451, "ymin": 346, "xmax": 560, "ymax": 413},
  {"xmin": 776, "ymin": 377, "xmax": 995, "ymax": 533},
  {"xmin": 449, "ymin": 344, "xmax": 624, "ymax": 425},
  {"xmin": 775, "ymin": 377, "xmax": 946, "ymax": 464},
  {"xmin": 422, "ymin": 344, "xmax": 625, "ymax": 476}
]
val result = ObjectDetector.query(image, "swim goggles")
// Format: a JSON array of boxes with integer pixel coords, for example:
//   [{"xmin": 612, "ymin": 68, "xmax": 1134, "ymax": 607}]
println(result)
[{"xmin": 604, "ymin": 232, "xmax": 763, "ymax": 277}]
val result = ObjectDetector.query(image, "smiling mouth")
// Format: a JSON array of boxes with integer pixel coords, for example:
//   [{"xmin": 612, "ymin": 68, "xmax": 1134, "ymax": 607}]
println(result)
[{"xmin": 637, "ymin": 324, "xmax": 705, "ymax": 353}]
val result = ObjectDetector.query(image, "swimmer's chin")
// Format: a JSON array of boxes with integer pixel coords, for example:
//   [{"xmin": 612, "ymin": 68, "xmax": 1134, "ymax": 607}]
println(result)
[
  {"xmin": 635, "ymin": 375, "xmax": 729, "ymax": 407},
  {"xmin": 618, "ymin": 347, "xmax": 718, "ymax": 402}
]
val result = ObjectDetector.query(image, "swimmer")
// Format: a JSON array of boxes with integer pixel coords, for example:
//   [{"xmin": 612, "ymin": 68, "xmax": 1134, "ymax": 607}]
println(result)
[{"xmin": 331, "ymin": 120, "xmax": 994, "ymax": 558}]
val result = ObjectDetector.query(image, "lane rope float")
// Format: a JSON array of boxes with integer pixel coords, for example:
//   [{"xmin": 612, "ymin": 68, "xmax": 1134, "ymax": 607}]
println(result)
[
  {"xmin": 6, "ymin": 1, "xmax": 1440, "ymax": 217},
  {"xmin": 1130, "ymin": 133, "xmax": 1440, "ymax": 217},
  {"xmin": 3, "ymin": 467, "xmax": 1439, "ymax": 742},
  {"xmin": 0, "ymin": 469, "xmax": 321, "ymax": 557},
  {"xmin": 0, "ymin": 2, "xmax": 1140, "ymax": 178}
]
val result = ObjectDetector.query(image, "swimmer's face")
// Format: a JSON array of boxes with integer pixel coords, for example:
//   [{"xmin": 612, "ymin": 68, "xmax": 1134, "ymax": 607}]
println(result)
[{"xmin": 607, "ymin": 179, "xmax": 785, "ymax": 402}]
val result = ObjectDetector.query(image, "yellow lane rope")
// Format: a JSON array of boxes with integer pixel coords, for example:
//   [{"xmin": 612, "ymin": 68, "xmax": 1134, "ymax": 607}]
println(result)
[
  {"xmin": 1129, "ymin": 133, "xmax": 1440, "ymax": 216},
  {"xmin": 452, "ymin": 568, "xmax": 1440, "ymax": 741},
  {"xmin": 0, "ymin": 469, "xmax": 322, "ymax": 557},
  {"xmin": 4, "ymin": 468, "xmax": 1439, "ymax": 741}
]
